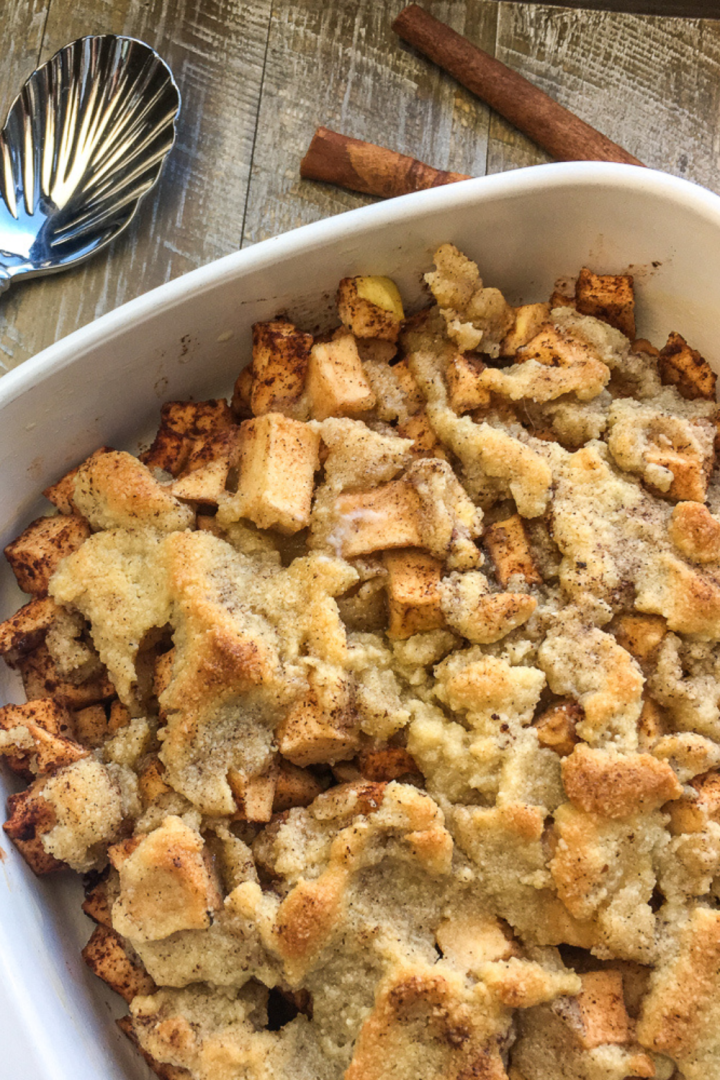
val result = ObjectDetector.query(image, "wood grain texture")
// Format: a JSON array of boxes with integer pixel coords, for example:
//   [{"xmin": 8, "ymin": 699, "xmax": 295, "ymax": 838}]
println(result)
[
  {"xmin": 0, "ymin": 0, "xmax": 271, "ymax": 371},
  {"xmin": 241, "ymin": 0, "xmax": 499, "ymax": 246},
  {"xmin": 504, "ymin": 0, "xmax": 720, "ymax": 16},
  {"xmin": 393, "ymin": 4, "xmax": 643, "ymax": 164},
  {"xmin": 489, "ymin": 5, "xmax": 720, "ymax": 187},
  {"xmin": 2, "ymin": 0, "xmax": 720, "ymax": 373}
]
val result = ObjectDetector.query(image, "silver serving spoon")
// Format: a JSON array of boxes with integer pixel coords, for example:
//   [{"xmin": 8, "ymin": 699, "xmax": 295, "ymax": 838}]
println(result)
[{"xmin": 0, "ymin": 35, "xmax": 180, "ymax": 295}]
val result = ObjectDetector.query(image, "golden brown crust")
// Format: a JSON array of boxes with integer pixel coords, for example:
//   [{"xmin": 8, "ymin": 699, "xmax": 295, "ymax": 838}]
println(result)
[
  {"xmin": 110, "ymin": 816, "xmax": 222, "ymax": 943},
  {"xmin": 561, "ymin": 744, "xmax": 682, "ymax": 818},
  {"xmin": 345, "ymin": 965, "xmax": 509, "ymax": 1080},
  {"xmin": 75, "ymin": 450, "xmax": 194, "ymax": 533},
  {"xmin": 670, "ymin": 501, "xmax": 720, "ymax": 563},
  {"xmin": 637, "ymin": 907, "xmax": 720, "ymax": 1071}
]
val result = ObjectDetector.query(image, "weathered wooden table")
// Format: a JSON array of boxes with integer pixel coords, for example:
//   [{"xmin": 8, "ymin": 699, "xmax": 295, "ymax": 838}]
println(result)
[{"xmin": 2, "ymin": 0, "xmax": 719, "ymax": 371}]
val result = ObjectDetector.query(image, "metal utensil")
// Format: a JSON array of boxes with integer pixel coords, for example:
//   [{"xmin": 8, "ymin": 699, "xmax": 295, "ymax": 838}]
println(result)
[{"xmin": 0, "ymin": 35, "xmax": 180, "ymax": 295}]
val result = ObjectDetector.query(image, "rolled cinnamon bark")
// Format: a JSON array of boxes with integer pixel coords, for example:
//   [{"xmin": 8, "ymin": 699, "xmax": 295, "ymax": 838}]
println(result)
[
  {"xmin": 300, "ymin": 127, "xmax": 471, "ymax": 198},
  {"xmin": 392, "ymin": 4, "xmax": 644, "ymax": 167}
]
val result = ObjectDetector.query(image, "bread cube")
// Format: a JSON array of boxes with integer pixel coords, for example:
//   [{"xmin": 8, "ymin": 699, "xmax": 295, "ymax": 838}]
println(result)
[
  {"xmin": 222, "ymin": 413, "xmax": 320, "ymax": 534},
  {"xmin": 501, "ymin": 303, "xmax": 551, "ymax": 356},
  {"xmin": 82, "ymin": 875, "xmax": 113, "ymax": 927},
  {"xmin": 116, "ymin": 1016, "xmax": 191, "ymax": 1080},
  {"xmin": 273, "ymin": 760, "xmax": 325, "ymax": 812},
  {"xmin": 171, "ymin": 428, "xmax": 240, "ymax": 505},
  {"xmin": 0, "ymin": 595, "xmax": 61, "ymax": 655},
  {"xmin": 82, "ymin": 924, "xmax": 156, "ymax": 1002},
  {"xmin": 141, "ymin": 399, "xmax": 234, "ymax": 475},
  {"xmin": 228, "ymin": 767, "xmax": 277, "ymax": 822},
  {"xmin": 231, "ymin": 365, "xmax": 254, "ymax": 420},
  {"xmin": 658, "ymin": 331, "xmax": 717, "ymax": 401},
  {"xmin": 43, "ymin": 447, "xmax": 113, "ymax": 514},
  {"xmin": 249, "ymin": 320, "xmax": 313, "ymax": 417},
  {"xmin": 645, "ymin": 441, "xmax": 711, "ymax": 502},
  {"xmin": 17, "ymin": 642, "xmax": 115, "ymax": 709},
  {"xmin": 533, "ymin": 701, "xmax": 581, "ymax": 757},
  {"xmin": 138, "ymin": 756, "xmax": 172, "ymax": 808},
  {"xmin": 0, "ymin": 698, "xmax": 75, "ymax": 775},
  {"xmin": 74, "ymin": 704, "xmax": 110, "ymax": 749},
  {"xmin": 73, "ymin": 450, "xmax": 195, "ymax": 533},
  {"xmin": 384, "ymin": 549, "xmax": 444, "ymax": 639},
  {"xmin": 337, "ymin": 276, "xmax": 404, "ymax": 342},
  {"xmin": 575, "ymin": 268, "xmax": 636, "ymax": 338},
  {"xmin": 108, "ymin": 700, "xmax": 131, "ymax": 735},
  {"xmin": 357, "ymin": 338, "xmax": 399, "ymax": 365},
  {"xmin": 396, "ymin": 409, "xmax": 446, "ymax": 460},
  {"xmin": 614, "ymin": 613, "xmax": 667, "ymax": 662},
  {"xmin": 333, "ymin": 481, "xmax": 423, "ymax": 558},
  {"xmin": 669, "ymin": 501, "xmax": 720, "ymax": 562},
  {"xmin": 307, "ymin": 333, "xmax": 376, "ymax": 420},
  {"xmin": 637, "ymin": 697, "xmax": 666, "ymax": 750},
  {"xmin": 0, "ymin": 700, "xmax": 89, "ymax": 777},
  {"xmin": 549, "ymin": 290, "xmax": 576, "ymax": 310},
  {"xmin": 484, "ymin": 515, "xmax": 542, "ymax": 588},
  {"xmin": 3, "ymin": 781, "xmax": 64, "ymax": 873},
  {"xmin": 445, "ymin": 353, "xmax": 491, "ymax": 413},
  {"xmin": 553, "ymin": 970, "xmax": 631, "ymax": 1049},
  {"xmin": 358, "ymin": 746, "xmax": 421, "ymax": 783},
  {"xmin": 5, "ymin": 514, "xmax": 91, "ymax": 595},
  {"xmin": 276, "ymin": 672, "xmax": 360, "ymax": 766},
  {"xmin": 436, "ymin": 912, "xmax": 519, "ymax": 968}
]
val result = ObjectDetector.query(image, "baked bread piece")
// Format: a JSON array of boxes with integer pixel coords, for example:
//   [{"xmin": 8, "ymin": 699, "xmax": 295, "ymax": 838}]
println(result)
[{"xmin": 2, "ymin": 253, "xmax": 720, "ymax": 1079}]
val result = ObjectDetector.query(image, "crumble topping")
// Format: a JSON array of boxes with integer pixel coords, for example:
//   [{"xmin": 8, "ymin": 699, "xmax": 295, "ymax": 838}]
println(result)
[{"xmin": 2, "ymin": 248, "xmax": 720, "ymax": 1080}]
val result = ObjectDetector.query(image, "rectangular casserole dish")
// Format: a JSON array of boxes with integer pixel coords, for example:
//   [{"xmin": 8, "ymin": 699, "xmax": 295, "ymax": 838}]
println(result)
[{"xmin": 2, "ymin": 161, "xmax": 720, "ymax": 1079}]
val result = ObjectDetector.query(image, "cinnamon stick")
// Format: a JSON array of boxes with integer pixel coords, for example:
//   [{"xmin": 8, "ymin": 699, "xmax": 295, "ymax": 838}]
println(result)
[
  {"xmin": 300, "ymin": 127, "xmax": 470, "ymax": 199},
  {"xmin": 392, "ymin": 4, "xmax": 644, "ymax": 167}
]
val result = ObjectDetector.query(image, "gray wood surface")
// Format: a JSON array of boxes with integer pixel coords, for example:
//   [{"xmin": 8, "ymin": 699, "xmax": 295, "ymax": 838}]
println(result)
[{"xmin": 1, "ymin": 0, "xmax": 719, "ymax": 371}]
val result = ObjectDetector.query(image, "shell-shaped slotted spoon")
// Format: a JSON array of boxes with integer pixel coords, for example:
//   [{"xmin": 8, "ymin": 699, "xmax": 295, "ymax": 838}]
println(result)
[{"xmin": 0, "ymin": 35, "xmax": 181, "ymax": 294}]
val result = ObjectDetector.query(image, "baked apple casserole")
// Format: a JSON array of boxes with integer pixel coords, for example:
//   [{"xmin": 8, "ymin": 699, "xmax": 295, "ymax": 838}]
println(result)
[{"xmin": 2, "ymin": 245, "xmax": 719, "ymax": 1080}]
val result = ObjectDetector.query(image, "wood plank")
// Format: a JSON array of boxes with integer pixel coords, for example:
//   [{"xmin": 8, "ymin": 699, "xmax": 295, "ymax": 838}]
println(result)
[
  {"xmin": 489, "ymin": 4, "xmax": 720, "ymax": 189},
  {"xmin": 505, "ymin": 0, "xmax": 720, "ymax": 17},
  {"xmin": 0, "ymin": 0, "xmax": 271, "ymax": 371},
  {"xmin": 240, "ymin": 0, "xmax": 499, "ymax": 247},
  {"xmin": 0, "ymin": 1, "xmax": 47, "ymax": 121}
]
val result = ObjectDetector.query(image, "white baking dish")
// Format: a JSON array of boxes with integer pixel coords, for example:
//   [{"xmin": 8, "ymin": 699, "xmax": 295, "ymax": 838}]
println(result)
[{"xmin": 2, "ymin": 161, "xmax": 720, "ymax": 1079}]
